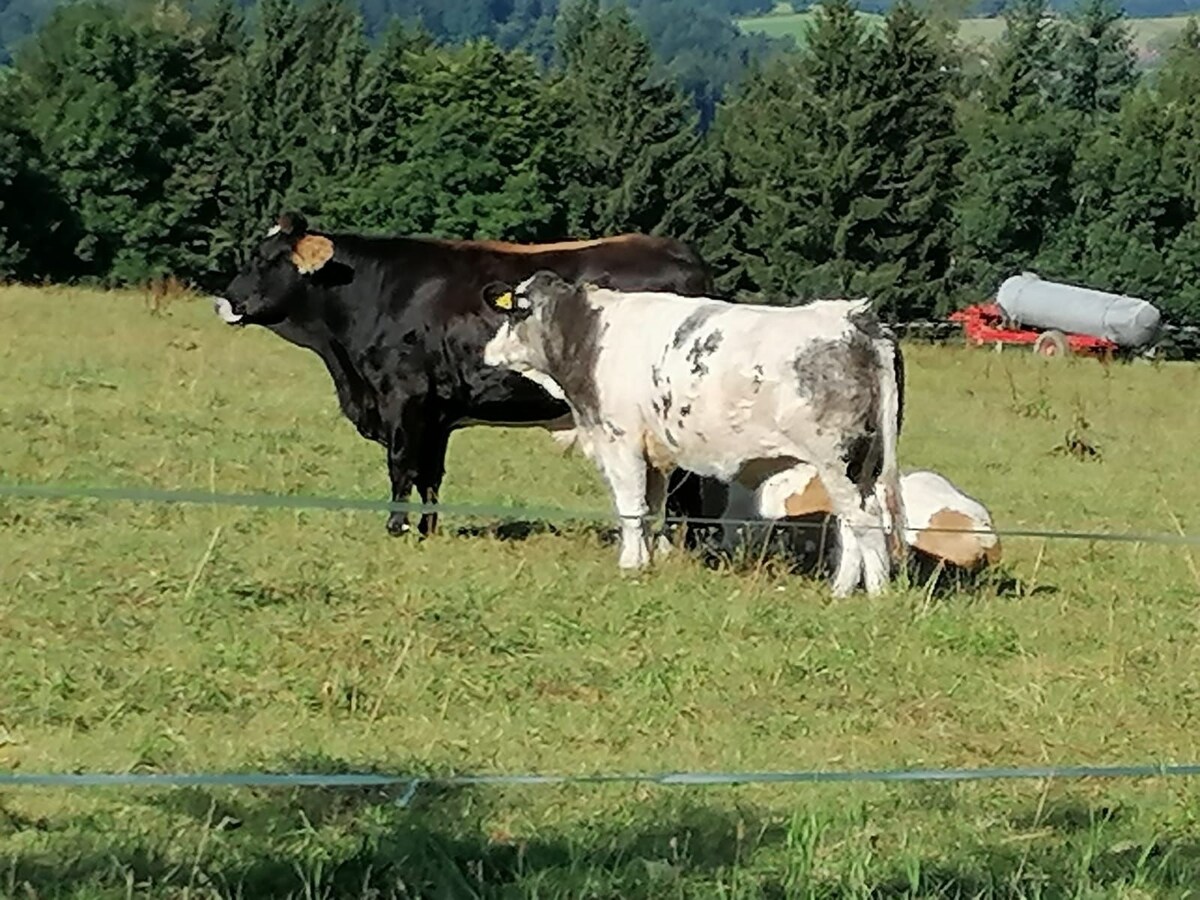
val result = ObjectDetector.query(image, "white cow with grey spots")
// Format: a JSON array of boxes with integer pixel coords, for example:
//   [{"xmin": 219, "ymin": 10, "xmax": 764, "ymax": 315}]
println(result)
[{"xmin": 481, "ymin": 271, "xmax": 906, "ymax": 596}]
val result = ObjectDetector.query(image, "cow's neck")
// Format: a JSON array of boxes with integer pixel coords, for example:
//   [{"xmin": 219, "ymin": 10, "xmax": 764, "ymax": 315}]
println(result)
[{"xmin": 268, "ymin": 307, "xmax": 385, "ymax": 445}]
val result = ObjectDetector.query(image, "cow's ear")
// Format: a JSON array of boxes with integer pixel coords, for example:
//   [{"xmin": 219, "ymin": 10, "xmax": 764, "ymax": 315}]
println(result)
[
  {"xmin": 482, "ymin": 281, "xmax": 518, "ymax": 313},
  {"xmin": 291, "ymin": 234, "xmax": 335, "ymax": 275},
  {"xmin": 273, "ymin": 211, "xmax": 308, "ymax": 237}
]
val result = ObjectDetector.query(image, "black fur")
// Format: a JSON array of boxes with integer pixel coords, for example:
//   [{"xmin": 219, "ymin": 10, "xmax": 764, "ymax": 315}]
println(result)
[{"xmin": 217, "ymin": 215, "xmax": 713, "ymax": 537}]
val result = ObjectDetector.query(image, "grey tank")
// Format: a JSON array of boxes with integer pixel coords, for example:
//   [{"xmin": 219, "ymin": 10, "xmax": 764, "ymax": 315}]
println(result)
[{"xmin": 995, "ymin": 272, "xmax": 1162, "ymax": 348}]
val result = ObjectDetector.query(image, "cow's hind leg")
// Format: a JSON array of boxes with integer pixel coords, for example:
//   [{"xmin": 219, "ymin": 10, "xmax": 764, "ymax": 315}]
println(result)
[
  {"xmin": 415, "ymin": 426, "xmax": 450, "ymax": 537},
  {"xmin": 719, "ymin": 480, "xmax": 757, "ymax": 560},
  {"xmin": 384, "ymin": 397, "xmax": 427, "ymax": 537},
  {"xmin": 815, "ymin": 465, "xmax": 888, "ymax": 597},
  {"xmin": 646, "ymin": 465, "xmax": 673, "ymax": 560}
]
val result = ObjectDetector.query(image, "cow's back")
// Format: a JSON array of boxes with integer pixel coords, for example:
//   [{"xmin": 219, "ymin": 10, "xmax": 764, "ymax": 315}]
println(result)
[
  {"xmin": 470, "ymin": 234, "xmax": 712, "ymax": 299},
  {"xmin": 587, "ymin": 294, "xmax": 880, "ymax": 479}
]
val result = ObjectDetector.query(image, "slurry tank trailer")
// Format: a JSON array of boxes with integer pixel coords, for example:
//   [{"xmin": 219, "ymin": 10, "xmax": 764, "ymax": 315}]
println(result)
[{"xmin": 949, "ymin": 272, "xmax": 1163, "ymax": 359}]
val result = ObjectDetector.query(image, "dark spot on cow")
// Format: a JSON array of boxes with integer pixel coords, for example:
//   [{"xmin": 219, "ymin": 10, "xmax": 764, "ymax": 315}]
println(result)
[
  {"xmin": 651, "ymin": 364, "xmax": 662, "ymax": 388},
  {"xmin": 686, "ymin": 330, "xmax": 723, "ymax": 377},
  {"xmin": 651, "ymin": 397, "xmax": 663, "ymax": 417},
  {"xmin": 672, "ymin": 306, "xmax": 721, "ymax": 349},
  {"xmin": 792, "ymin": 335, "xmax": 881, "ymax": 426},
  {"xmin": 665, "ymin": 427, "xmax": 678, "ymax": 446},
  {"xmin": 661, "ymin": 393, "xmax": 672, "ymax": 418},
  {"xmin": 679, "ymin": 404, "xmax": 691, "ymax": 418},
  {"xmin": 401, "ymin": 329, "xmax": 419, "ymax": 346},
  {"xmin": 604, "ymin": 419, "xmax": 626, "ymax": 437},
  {"xmin": 751, "ymin": 365, "xmax": 764, "ymax": 394}
]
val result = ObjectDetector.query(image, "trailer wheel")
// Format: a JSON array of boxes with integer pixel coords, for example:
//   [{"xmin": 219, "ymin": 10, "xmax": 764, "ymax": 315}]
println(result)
[{"xmin": 1033, "ymin": 330, "xmax": 1069, "ymax": 358}]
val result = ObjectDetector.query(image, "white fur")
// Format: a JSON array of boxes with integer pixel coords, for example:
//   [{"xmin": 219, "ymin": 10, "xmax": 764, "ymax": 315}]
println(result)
[
  {"xmin": 725, "ymin": 465, "xmax": 998, "ymax": 568},
  {"xmin": 894, "ymin": 470, "xmax": 998, "ymax": 556},
  {"xmin": 212, "ymin": 296, "xmax": 243, "ymax": 324},
  {"xmin": 485, "ymin": 286, "xmax": 902, "ymax": 595}
]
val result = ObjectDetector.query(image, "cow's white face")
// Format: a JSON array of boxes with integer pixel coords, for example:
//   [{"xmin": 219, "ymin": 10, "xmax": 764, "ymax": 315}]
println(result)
[{"xmin": 481, "ymin": 273, "xmax": 559, "ymax": 374}]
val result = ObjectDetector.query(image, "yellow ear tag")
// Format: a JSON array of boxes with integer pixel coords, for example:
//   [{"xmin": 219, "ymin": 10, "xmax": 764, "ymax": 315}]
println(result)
[{"xmin": 494, "ymin": 291, "xmax": 514, "ymax": 310}]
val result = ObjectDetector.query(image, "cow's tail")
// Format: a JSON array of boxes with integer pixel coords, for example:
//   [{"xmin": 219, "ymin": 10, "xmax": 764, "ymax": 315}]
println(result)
[{"xmin": 873, "ymin": 336, "xmax": 907, "ymax": 567}]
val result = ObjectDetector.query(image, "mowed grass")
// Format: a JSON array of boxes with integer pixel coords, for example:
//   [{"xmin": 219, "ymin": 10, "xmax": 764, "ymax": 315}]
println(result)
[
  {"xmin": 738, "ymin": 5, "xmax": 1196, "ymax": 56},
  {"xmin": 2, "ymin": 285, "xmax": 1200, "ymax": 897}
]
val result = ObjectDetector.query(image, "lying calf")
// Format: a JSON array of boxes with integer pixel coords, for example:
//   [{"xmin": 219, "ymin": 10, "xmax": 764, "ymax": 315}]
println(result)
[
  {"xmin": 481, "ymin": 271, "xmax": 905, "ymax": 596},
  {"xmin": 724, "ymin": 466, "xmax": 1001, "ymax": 576}
]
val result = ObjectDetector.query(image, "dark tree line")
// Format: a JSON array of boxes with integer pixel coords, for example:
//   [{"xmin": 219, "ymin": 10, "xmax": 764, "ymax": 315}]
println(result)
[
  {"xmin": 1, "ymin": 0, "xmax": 1200, "ymax": 323},
  {"xmin": 1, "ymin": 0, "xmax": 781, "ymax": 127}
]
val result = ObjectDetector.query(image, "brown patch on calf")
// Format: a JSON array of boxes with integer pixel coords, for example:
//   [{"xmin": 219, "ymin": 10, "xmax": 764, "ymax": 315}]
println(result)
[
  {"xmin": 784, "ymin": 474, "xmax": 833, "ymax": 517},
  {"xmin": 913, "ymin": 509, "xmax": 990, "ymax": 570},
  {"xmin": 984, "ymin": 537, "xmax": 1003, "ymax": 565},
  {"xmin": 291, "ymin": 235, "xmax": 335, "ymax": 274}
]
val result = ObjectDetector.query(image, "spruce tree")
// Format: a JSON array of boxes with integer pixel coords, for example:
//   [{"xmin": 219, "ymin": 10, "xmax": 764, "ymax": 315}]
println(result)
[
  {"xmin": 549, "ymin": 0, "xmax": 703, "ymax": 238},
  {"xmin": 716, "ymin": 0, "xmax": 896, "ymax": 306},
  {"xmin": 873, "ymin": 0, "xmax": 961, "ymax": 318},
  {"xmin": 1055, "ymin": 0, "xmax": 1137, "ymax": 115},
  {"xmin": 983, "ymin": 0, "xmax": 1062, "ymax": 115},
  {"xmin": 953, "ymin": 0, "xmax": 1077, "ymax": 298},
  {"xmin": 327, "ymin": 40, "xmax": 560, "ymax": 241},
  {"xmin": 210, "ymin": 0, "xmax": 307, "ymax": 255},
  {"xmin": 287, "ymin": 0, "xmax": 371, "ymax": 214}
]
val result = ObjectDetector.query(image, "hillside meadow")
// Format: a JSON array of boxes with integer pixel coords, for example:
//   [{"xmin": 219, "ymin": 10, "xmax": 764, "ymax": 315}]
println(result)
[
  {"xmin": 2, "ymin": 285, "xmax": 1200, "ymax": 896},
  {"xmin": 737, "ymin": 4, "xmax": 1195, "ymax": 57}
]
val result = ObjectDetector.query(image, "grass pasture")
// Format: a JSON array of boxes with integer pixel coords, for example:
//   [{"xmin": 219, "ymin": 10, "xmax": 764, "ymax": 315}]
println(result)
[
  {"xmin": 3, "ymin": 285, "xmax": 1200, "ymax": 896},
  {"xmin": 737, "ymin": 5, "xmax": 1196, "ymax": 58}
]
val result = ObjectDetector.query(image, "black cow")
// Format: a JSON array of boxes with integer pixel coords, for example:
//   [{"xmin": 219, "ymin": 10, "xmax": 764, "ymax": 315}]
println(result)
[{"xmin": 213, "ymin": 212, "xmax": 713, "ymax": 539}]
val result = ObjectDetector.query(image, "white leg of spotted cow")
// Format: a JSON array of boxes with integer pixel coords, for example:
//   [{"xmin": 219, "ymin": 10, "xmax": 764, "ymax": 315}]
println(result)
[
  {"xmin": 833, "ymin": 516, "xmax": 863, "ymax": 596},
  {"xmin": 855, "ymin": 492, "xmax": 891, "ymax": 594},
  {"xmin": 597, "ymin": 444, "xmax": 651, "ymax": 570},
  {"xmin": 814, "ymin": 464, "xmax": 888, "ymax": 597}
]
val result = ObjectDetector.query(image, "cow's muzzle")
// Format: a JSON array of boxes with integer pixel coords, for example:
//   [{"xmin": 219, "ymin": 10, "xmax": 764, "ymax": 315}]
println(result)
[{"xmin": 212, "ymin": 296, "xmax": 245, "ymax": 325}]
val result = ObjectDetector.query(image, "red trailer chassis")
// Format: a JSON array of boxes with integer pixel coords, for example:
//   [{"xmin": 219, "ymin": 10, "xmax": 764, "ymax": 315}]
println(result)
[{"xmin": 948, "ymin": 302, "xmax": 1119, "ymax": 359}]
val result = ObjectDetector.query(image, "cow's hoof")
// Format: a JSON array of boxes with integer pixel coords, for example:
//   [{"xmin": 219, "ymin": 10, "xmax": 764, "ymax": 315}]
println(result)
[{"xmin": 386, "ymin": 515, "xmax": 411, "ymax": 536}]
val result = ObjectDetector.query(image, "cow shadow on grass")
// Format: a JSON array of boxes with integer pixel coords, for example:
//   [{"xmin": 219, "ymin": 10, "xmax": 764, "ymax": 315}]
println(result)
[
  {"xmin": 452, "ymin": 519, "xmax": 619, "ymax": 545},
  {"xmin": 5, "ymin": 754, "xmax": 1198, "ymax": 898},
  {"xmin": 452, "ymin": 519, "xmax": 562, "ymax": 542},
  {"xmin": 683, "ymin": 520, "xmax": 1052, "ymax": 602}
]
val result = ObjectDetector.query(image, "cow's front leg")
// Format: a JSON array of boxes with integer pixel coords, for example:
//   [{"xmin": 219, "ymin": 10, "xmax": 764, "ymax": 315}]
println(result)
[
  {"xmin": 384, "ymin": 401, "xmax": 426, "ymax": 537},
  {"xmin": 599, "ymin": 444, "xmax": 651, "ymax": 570},
  {"xmin": 386, "ymin": 435, "xmax": 418, "ymax": 537}
]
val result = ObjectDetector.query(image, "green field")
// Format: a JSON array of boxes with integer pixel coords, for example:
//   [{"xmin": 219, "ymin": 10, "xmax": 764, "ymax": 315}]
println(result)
[
  {"xmin": 3, "ymin": 285, "xmax": 1200, "ymax": 897},
  {"xmin": 737, "ymin": 4, "xmax": 1196, "ymax": 55}
]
